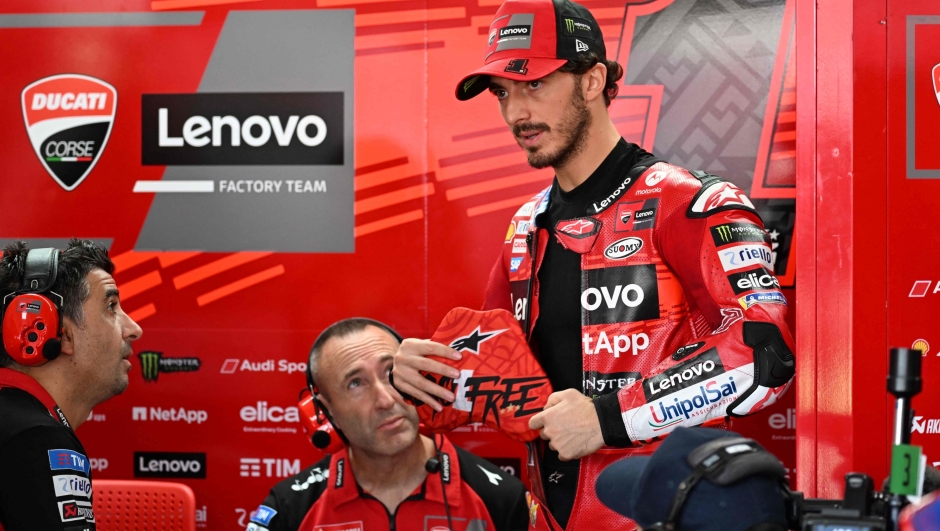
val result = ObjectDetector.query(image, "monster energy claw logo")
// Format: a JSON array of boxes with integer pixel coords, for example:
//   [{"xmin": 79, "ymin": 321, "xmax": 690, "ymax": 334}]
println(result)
[
  {"xmin": 716, "ymin": 225, "xmax": 732, "ymax": 242},
  {"xmin": 138, "ymin": 351, "xmax": 201, "ymax": 382},
  {"xmin": 565, "ymin": 19, "xmax": 575, "ymax": 33}
]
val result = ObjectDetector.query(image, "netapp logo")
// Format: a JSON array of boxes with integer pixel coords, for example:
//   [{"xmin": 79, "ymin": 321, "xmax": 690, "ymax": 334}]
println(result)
[
  {"xmin": 132, "ymin": 406, "xmax": 208, "ymax": 424},
  {"xmin": 134, "ymin": 452, "xmax": 206, "ymax": 479},
  {"xmin": 142, "ymin": 93, "xmax": 343, "ymax": 165},
  {"xmin": 580, "ymin": 264, "xmax": 660, "ymax": 324}
]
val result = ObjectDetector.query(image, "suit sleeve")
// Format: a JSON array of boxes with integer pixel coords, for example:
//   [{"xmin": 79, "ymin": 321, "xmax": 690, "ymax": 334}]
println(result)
[
  {"xmin": 0, "ymin": 426, "xmax": 95, "ymax": 531},
  {"xmin": 594, "ymin": 200, "xmax": 795, "ymax": 446},
  {"xmin": 482, "ymin": 249, "xmax": 512, "ymax": 312}
]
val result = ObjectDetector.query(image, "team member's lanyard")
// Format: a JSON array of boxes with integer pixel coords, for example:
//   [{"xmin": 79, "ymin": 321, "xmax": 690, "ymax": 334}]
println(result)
[{"xmin": 0, "ymin": 368, "xmax": 70, "ymax": 428}]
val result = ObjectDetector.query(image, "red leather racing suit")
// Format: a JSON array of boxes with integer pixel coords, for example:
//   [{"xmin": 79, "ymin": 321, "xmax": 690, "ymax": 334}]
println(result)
[{"xmin": 483, "ymin": 155, "xmax": 795, "ymax": 530}]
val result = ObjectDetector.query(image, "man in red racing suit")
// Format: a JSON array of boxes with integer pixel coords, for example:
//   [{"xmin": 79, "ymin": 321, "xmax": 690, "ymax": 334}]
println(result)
[{"xmin": 390, "ymin": 1, "xmax": 795, "ymax": 529}]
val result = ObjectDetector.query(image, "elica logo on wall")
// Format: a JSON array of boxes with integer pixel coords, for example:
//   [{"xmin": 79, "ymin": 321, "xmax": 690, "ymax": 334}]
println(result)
[
  {"xmin": 240, "ymin": 457, "xmax": 301, "ymax": 478},
  {"xmin": 141, "ymin": 93, "xmax": 343, "ymax": 165},
  {"xmin": 220, "ymin": 358, "xmax": 307, "ymax": 375},
  {"xmin": 241, "ymin": 402, "xmax": 300, "ymax": 435},
  {"xmin": 134, "ymin": 451, "xmax": 207, "ymax": 479},
  {"xmin": 137, "ymin": 351, "xmax": 201, "ymax": 382},
  {"xmin": 21, "ymin": 74, "xmax": 117, "ymax": 191}
]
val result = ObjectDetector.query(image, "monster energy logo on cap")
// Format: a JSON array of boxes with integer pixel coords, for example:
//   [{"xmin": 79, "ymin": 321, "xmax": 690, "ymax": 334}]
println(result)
[
  {"xmin": 138, "ymin": 351, "xmax": 201, "ymax": 382},
  {"xmin": 562, "ymin": 18, "xmax": 593, "ymax": 38}
]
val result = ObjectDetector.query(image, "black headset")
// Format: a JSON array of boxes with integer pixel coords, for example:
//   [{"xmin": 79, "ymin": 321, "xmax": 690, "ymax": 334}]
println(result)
[
  {"xmin": 303, "ymin": 318, "xmax": 454, "ymax": 530},
  {"xmin": 643, "ymin": 437, "xmax": 792, "ymax": 531}
]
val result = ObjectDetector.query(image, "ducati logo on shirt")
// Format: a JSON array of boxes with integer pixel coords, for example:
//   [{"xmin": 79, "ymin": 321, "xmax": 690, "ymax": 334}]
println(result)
[{"xmin": 22, "ymin": 74, "xmax": 117, "ymax": 191}]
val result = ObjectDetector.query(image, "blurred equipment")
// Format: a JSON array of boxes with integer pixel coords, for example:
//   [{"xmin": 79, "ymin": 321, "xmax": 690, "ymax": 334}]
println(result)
[{"xmin": 92, "ymin": 480, "xmax": 196, "ymax": 531}]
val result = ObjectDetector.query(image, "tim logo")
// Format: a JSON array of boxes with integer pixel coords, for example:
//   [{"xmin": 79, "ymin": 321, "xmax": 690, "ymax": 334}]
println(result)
[{"xmin": 22, "ymin": 74, "xmax": 117, "ymax": 191}]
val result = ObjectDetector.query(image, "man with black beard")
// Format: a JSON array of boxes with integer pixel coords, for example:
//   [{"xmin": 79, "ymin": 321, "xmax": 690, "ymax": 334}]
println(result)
[{"xmin": 392, "ymin": 0, "xmax": 796, "ymax": 529}]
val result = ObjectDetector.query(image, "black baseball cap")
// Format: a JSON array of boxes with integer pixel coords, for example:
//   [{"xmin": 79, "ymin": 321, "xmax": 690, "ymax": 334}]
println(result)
[
  {"xmin": 595, "ymin": 427, "xmax": 789, "ymax": 531},
  {"xmin": 455, "ymin": 0, "xmax": 607, "ymax": 101}
]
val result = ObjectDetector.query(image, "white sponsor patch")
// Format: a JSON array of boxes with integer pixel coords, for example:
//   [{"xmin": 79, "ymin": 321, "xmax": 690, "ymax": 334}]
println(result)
[
  {"xmin": 511, "ymin": 239, "xmax": 527, "ymax": 254},
  {"xmin": 718, "ymin": 243, "xmax": 773, "ymax": 271},
  {"xmin": 52, "ymin": 475, "xmax": 92, "ymax": 498}
]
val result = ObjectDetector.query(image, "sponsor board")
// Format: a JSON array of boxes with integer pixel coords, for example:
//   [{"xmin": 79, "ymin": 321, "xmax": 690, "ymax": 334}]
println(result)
[
  {"xmin": 726, "ymin": 267, "xmax": 781, "ymax": 295},
  {"xmin": 910, "ymin": 280, "xmax": 940, "ymax": 297},
  {"xmin": 240, "ymin": 402, "xmax": 300, "ymax": 423},
  {"xmin": 912, "ymin": 416, "xmax": 940, "ymax": 435},
  {"xmin": 138, "ymin": 351, "xmax": 200, "ymax": 382},
  {"xmin": 220, "ymin": 359, "xmax": 307, "ymax": 375},
  {"xmin": 90, "ymin": 458, "xmax": 108, "ymax": 472},
  {"xmin": 582, "ymin": 331, "xmax": 649, "ymax": 358},
  {"xmin": 604, "ymin": 237, "xmax": 643, "ymax": 260},
  {"xmin": 52, "ymin": 475, "xmax": 92, "ymax": 499},
  {"xmin": 739, "ymin": 291, "xmax": 788, "ymax": 310},
  {"xmin": 644, "ymin": 348, "xmax": 724, "ymax": 401},
  {"xmin": 583, "ymin": 371, "xmax": 641, "ymax": 398},
  {"xmin": 718, "ymin": 244, "xmax": 774, "ymax": 272},
  {"xmin": 240, "ymin": 458, "xmax": 301, "ymax": 478},
  {"xmin": 581, "ymin": 264, "xmax": 660, "ymax": 324},
  {"xmin": 48, "ymin": 450, "xmax": 90, "ymax": 474},
  {"xmin": 22, "ymin": 74, "xmax": 117, "ymax": 191},
  {"xmin": 142, "ymin": 93, "xmax": 342, "ymax": 166},
  {"xmin": 769, "ymin": 408, "xmax": 796, "ymax": 430},
  {"xmin": 134, "ymin": 452, "xmax": 206, "ymax": 479},
  {"xmin": 133, "ymin": 406, "xmax": 208, "ymax": 424}
]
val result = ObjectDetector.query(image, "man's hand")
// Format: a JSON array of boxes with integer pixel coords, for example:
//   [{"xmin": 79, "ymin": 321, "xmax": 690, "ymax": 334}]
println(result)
[
  {"xmin": 528, "ymin": 389, "xmax": 605, "ymax": 461},
  {"xmin": 391, "ymin": 339, "xmax": 462, "ymax": 412}
]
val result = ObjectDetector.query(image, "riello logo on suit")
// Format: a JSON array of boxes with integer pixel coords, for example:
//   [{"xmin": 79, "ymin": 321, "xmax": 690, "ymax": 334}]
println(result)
[{"xmin": 21, "ymin": 74, "xmax": 117, "ymax": 191}]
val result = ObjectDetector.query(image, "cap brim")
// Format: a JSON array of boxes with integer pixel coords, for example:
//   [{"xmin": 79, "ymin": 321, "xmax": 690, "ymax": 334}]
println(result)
[
  {"xmin": 595, "ymin": 456, "xmax": 651, "ymax": 519},
  {"xmin": 455, "ymin": 58, "xmax": 568, "ymax": 101}
]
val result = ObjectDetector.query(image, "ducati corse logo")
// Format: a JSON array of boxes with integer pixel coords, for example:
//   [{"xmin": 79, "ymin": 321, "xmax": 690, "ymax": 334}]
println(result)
[{"xmin": 22, "ymin": 74, "xmax": 117, "ymax": 191}]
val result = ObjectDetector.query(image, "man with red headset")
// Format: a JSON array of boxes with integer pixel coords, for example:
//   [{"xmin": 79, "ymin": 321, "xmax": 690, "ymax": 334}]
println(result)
[
  {"xmin": 245, "ymin": 318, "xmax": 531, "ymax": 531},
  {"xmin": 0, "ymin": 240, "xmax": 143, "ymax": 531}
]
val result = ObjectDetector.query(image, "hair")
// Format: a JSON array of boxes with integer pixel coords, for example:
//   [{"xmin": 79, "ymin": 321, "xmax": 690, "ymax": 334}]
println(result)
[
  {"xmin": 559, "ymin": 52, "xmax": 624, "ymax": 107},
  {"xmin": 0, "ymin": 239, "xmax": 114, "ymax": 368},
  {"xmin": 307, "ymin": 318, "xmax": 401, "ymax": 388}
]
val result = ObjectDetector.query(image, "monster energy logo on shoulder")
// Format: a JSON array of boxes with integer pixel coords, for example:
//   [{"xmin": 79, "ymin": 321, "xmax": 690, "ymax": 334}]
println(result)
[
  {"xmin": 709, "ymin": 222, "xmax": 770, "ymax": 246},
  {"xmin": 138, "ymin": 351, "xmax": 201, "ymax": 382}
]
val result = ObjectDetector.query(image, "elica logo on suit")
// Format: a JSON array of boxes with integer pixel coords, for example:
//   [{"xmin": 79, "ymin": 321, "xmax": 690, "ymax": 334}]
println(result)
[
  {"xmin": 21, "ymin": 74, "xmax": 117, "ymax": 191},
  {"xmin": 141, "ymin": 93, "xmax": 343, "ymax": 165}
]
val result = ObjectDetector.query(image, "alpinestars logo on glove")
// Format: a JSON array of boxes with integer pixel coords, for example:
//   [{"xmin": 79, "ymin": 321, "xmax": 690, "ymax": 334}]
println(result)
[{"xmin": 22, "ymin": 74, "xmax": 117, "ymax": 191}]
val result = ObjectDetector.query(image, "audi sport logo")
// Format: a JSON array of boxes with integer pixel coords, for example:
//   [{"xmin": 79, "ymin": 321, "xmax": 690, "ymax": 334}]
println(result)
[{"xmin": 22, "ymin": 74, "xmax": 117, "ymax": 191}]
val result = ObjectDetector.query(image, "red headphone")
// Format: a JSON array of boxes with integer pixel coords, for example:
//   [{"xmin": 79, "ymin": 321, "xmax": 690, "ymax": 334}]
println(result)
[
  {"xmin": 297, "ymin": 318, "xmax": 404, "ymax": 453},
  {"xmin": 1, "ymin": 248, "xmax": 63, "ymax": 367}
]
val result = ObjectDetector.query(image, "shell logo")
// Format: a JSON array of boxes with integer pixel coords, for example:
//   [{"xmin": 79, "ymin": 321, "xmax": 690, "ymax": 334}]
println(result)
[{"xmin": 912, "ymin": 339, "xmax": 930, "ymax": 356}]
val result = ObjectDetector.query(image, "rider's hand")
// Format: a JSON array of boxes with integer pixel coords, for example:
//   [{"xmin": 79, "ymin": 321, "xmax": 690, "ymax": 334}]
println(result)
[{"xmin": 391, "ymin": 339, "xmax": 462, "ymax": 412}]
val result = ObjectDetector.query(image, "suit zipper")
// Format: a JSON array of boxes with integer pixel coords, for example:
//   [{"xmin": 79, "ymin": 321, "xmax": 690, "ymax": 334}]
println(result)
[{"xmin": 524, "ymin": 230, "xmax": 538, "ymax": 339}]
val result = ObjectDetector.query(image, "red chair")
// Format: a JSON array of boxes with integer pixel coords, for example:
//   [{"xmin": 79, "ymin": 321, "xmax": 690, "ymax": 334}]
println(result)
[{"xmin": 92, "ymin": 480, "xmax": 196, "ymax": 531}]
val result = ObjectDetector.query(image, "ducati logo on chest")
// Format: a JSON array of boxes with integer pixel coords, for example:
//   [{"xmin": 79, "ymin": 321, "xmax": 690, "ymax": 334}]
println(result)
[{"xmin": 22, "ymin": 74, "xmax": 117, "ymax": 191}]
